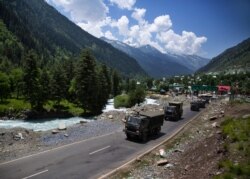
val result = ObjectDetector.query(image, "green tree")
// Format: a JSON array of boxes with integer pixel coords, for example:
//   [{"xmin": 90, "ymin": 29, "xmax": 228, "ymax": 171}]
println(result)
[
  {"xmin": 51, "ymin": 65, "xmax": 67, "ymax": 106},
  {"xmin": 0, "ymin": 71, "xmax": 10, "ymax": 102},
  {"xmin": 94, "ymin": 65, "xmax": 109, "ymax": 113},
  {"xmin": 39, "ymin": 69, "xmax": 51, "ymax": 105},
  {"xmin": 128, "ymin": 86, "xmax": 146, "ymax": 107},
  {"xmin": 61, "ymin": 57, "xmax": 75, "ymax": 100},
  {"xmin": 23, "ymin": 50, "xmax": 42, "ymax": 109},
  {"xmin": 75, "ymin": 49, "xmax": 97, "ymax": 113},
  {"xmin": 112, "ymin": 70, "xmax": 121, "ymax": 97},
  {"xmin": 9, "ymin": 68, "xmax": 24, "ymax": 99},
  {"xmin": 129, "ymin": 79, "xmax": 137, "ymax": 92},
  {"xmin": 102, "ymin": 64, "xmax": 111, "ymax": 95}
]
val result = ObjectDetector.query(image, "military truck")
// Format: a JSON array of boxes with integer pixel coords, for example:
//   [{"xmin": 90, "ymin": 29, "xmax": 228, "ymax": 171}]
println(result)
[
  {"xmin": 200, "ymin": 94, "xmax": 212, "ymax": 104},
  {"xmin": 164, "ymin": 102, "xmax": 183, "ymax": 121},
  {"xmin": 190, "ymin": 101, "xmax": 200, "ymax": 111},
  {"xmin": 198, "ymin": 99, "xmax": 206, "ymax": 108},
  {"xmin": 124, "ymin": 110, "xmax": 164, "ymax": 142}
]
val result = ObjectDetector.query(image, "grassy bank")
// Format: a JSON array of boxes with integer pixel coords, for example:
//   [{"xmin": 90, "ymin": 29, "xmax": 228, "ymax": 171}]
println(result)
[
  {"xmin": 0, "ymin": 99, "xmax": 31, "ymax": 117},
  {"xmin": 0, "ymin": 99, "xmax": 84, "ymax": 118},
  {"xmin": 215, "ymin": 116, "xmax": 250, "ymax": 179}
]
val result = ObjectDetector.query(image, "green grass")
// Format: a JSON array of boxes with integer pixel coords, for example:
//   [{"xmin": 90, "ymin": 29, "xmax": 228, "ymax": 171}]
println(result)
[
  {"xmin": 0, "ymin": 98, "xmax": 31, "ymax": 116},
  {"xmin": 215, "ymin": 116, "xmax": 250, "ymax": 179},
  {"xmin": 0, "ymin": 99, "xmax": 84, "ymax": 117},
  {"xmin": 44, "ymin": 100, "xmax": 84, "ymax": 116}
]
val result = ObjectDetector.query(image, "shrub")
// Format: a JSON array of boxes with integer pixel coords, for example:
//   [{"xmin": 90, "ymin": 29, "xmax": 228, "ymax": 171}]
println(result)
[
  {"xmin": 128, "ymin": 86, "xmax": 146, "ymax": 107},
  {"xmin": 114, "ymin": 94, "xmax": 129, "ymax": 108}
]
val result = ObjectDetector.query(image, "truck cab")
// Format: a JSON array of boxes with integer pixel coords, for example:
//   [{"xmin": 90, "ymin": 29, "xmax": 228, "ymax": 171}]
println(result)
[
  {"xmin": 190, "ymin": 101, "xmax": 200, "ymax": 111},
  {"xmin": 124, "ymin": 111, "xmax": 164, "ymax": 142},
  {"xmin": 164, "ymin": 102, "xmax": 183, "ymax": 121}
]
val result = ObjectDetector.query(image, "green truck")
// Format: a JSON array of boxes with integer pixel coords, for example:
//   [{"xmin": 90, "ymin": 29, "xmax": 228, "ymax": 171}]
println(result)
[
  {"xmin": 124, "ymin": 110, "xmax": 164, "ymax": 142},
  {"xmin": 164, "ymin": 102, "xmax": 183, "ymax": 121}
]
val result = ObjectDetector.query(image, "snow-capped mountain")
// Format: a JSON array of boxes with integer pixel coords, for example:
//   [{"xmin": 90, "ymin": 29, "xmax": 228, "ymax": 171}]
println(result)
[{"xmin": 101, "ymin": 37, "xmax": 210, "ymax": 78}]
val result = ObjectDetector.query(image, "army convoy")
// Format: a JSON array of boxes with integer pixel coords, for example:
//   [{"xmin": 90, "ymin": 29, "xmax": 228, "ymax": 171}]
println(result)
[{"xmin": 124, "ymin": 94, "xmax": 211, "ymax": 141}]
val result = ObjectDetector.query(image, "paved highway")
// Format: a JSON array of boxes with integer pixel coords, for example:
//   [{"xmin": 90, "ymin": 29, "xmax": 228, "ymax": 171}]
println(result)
[{"xmin": 0, "ymin": 105, "xmax": 203, "ymax": 179}]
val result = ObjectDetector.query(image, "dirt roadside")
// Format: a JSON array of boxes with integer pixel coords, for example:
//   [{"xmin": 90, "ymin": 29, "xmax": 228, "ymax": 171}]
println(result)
[{"xmin": 108, "ymin": 100, "xmax": 250, "ymax": 179}]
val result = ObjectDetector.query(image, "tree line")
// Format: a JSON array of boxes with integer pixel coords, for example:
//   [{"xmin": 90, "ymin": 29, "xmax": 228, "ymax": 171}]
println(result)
[{"xmin": 0, "ymin": 49, "xmax": 128, "ymax": 115}]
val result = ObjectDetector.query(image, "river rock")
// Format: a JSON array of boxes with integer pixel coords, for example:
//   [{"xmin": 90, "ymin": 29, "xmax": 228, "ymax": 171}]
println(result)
[
  {"xmin": 13, "ymin": 133, "xmax": 24, "ymax": 140},
  {"xmin": 64, "ymin": 133, "xmax": 69, "ymax": 137},
  {"xmin": 108, "ymin": 115, "xmax": 113, "ymax": 119},
  {"xmin": 209, "ymin": 116, "xmax": 217, "ymax": 121},
  {"xmin": 80, "ymin": 120, "xmax": 87, "ymax": 124},
  {"xmin": 52, "ymin": 130, "xmax": 59, "ymax": 134},
  {"xmin": 242, "ymin": 114, "xmax": 250, "ymax": 119},
  {"xmin": 174, "ymin": 149, "xmax": 184, "ymax": 153},
  {"xmin": 157, "ymin": 159, "xmax": 169, "ymax": 166},
  {"xmin": 212, "ymin": 122, "xmax": 219, "ymax": 128},
  {"xmin": 164, "ymin": 163, "xmax": 174, "ymax": 169},
  {"xmin": 58, "ymin": 123, "xmax": 66, "ymax": 130},
  {"xmin": 159, "ymin": 149, "xmax": 167, "ymax": 158}
]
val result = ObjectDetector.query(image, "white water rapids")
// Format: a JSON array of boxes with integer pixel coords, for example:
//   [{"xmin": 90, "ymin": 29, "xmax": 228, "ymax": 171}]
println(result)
[{"xmin": 0, "ymin": 98, "xmax": 158, "ymax": 131}]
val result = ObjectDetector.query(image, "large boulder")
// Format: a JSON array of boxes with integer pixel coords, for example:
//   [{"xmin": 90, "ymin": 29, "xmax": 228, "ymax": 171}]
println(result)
[{"xmin": 58, "ymin": 123, "xmax": 66, "ymax": 130}]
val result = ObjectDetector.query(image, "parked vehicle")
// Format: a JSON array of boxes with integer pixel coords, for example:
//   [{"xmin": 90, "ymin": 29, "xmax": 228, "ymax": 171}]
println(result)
[
  {"xmin": 124, "ymin": 111, "xmax": 164, "ymax": 142},
  {"xmin": 164, "ymin": 102, "xmax": 183, "ymax": 121}
]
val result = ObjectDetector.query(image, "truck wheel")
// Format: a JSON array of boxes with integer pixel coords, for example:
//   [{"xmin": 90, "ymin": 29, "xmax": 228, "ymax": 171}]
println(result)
[
  {"xmin": 156, "ymin": 127, "xmax": 161, "ymax": 135},
  {"xmin": 142, "ymin": 133, "xmax": 148, "ymax": 142}
]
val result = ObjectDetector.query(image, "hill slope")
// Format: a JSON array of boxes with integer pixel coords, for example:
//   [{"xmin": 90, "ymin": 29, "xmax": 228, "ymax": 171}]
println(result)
[
  {"xmin": 102, "ymin": 37, "xmax": 209, "ymax": 78},
  {"xmin": 0, "ymin": 0, "xmax": 146, "ymax": 76},
  {"xmin": 198, "ymin": 38, "xmax": 250, "ymax": 73}
]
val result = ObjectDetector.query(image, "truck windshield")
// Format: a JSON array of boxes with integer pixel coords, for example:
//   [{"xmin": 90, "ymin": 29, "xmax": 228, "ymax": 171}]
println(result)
[{"xmin": 127, "ymin": 117, "xmax": 141, "ymax": 125}]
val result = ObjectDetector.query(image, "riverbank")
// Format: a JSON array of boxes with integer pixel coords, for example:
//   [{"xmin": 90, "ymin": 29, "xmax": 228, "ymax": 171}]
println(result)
[{"xmin": 0, "ymin": 99, "xmax": 84, "ymax": 120}]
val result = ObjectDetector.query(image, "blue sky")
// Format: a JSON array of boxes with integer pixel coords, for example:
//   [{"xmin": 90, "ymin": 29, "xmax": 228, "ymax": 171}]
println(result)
[{"xmin": 46, "ymin": 0, "xmax": 250, "ymax": 58}]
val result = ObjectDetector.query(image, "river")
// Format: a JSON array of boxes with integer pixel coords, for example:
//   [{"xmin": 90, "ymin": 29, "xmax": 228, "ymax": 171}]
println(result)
[{"xmin": 0, "ymin": 98, "xmax": 158, "ymax": 131}]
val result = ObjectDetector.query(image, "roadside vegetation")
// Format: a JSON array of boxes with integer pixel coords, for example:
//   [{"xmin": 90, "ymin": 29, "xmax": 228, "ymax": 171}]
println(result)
[{"xmin": 215, "ymin": 116, "xmax": 250, "ymax": 179}]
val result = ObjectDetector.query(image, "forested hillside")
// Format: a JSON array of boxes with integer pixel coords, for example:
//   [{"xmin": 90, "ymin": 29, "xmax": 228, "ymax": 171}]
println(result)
[
  {"xmin": 198, "ymin": 38, "xmax": 250, "ymax": 73},
  {"xmin": 0, "ymin": 0, "xmax": 146, "ymax": 76},
  {"xmin": 0, "ymin": 0, "xmax": 149, "ymax": 116}
]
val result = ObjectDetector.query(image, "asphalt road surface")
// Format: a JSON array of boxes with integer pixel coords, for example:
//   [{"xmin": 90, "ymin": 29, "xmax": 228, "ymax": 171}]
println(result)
[{"xmin": 0, "ymin": 105, "xmax": 203, "ymax": 179}]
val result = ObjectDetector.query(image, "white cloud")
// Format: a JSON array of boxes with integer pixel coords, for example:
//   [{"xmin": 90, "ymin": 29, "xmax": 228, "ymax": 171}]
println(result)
[
  {"xmin": 156, "ymin": 30, "xmax": 207, "ymax": 55},
  {"xmin": 104, "ymin": 30, "xmax": 117, "ymax": 40},
  {"xmin": 110, "ymin": 11, "xmax": 206, "ymax": 55},
  {"xmin": 149, "ymin": 15, "xmax": 172, "ymax": 32},
  {"xmin": 48, "ymin": 0, "xmax": 108, "ymax": 22},
  {"xmin": 46, "ymin": 0, "xmax": 207, "ymax": 55},
  {"xmin": 109, "ymin": 0, "xmax": 136, "ymax": 10},
  {"xmin": 77, "ymin": 17, "xmax": 112, "ymax": 37},
  {"xmin": 116, "ymin": 16, "xmax": 129, "ymax": 36},
  {"xmin": 131, "ymin": 8, "xmax": 146, "ymax": 23}
]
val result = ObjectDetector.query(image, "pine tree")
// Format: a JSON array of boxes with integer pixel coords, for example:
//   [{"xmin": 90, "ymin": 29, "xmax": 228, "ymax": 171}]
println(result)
[
  {"xmin": 112, "ymin": 70, "xmax": 120, "ymax": 97},
  {"xmin": 23, "ymin": 50, "xmax": 41, "ymax": 109},
  {"xmin": 0, "ymin": 71, "xmax": 10, "ymax": 102},
  {"xmin": 94, "ymin": 64, "xmax": 110, "ymax": 113},
  {"xmin": 39, "ymin": 69, "xmax": 51, "ymax": 105},
  {"xmin": 9, "ymin": 68, "xmax": 24, "ymax": 99},
  {"xmin": 75, "ymin": 49, "xmax": 97, "ymax": 113},
  {"xmin": 102, "ymin": 64, "xmax": 111, "ymax": 95},
  {"xmin": 51, "ymin": 65, "xmax": 67, "ymax": 106}
]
